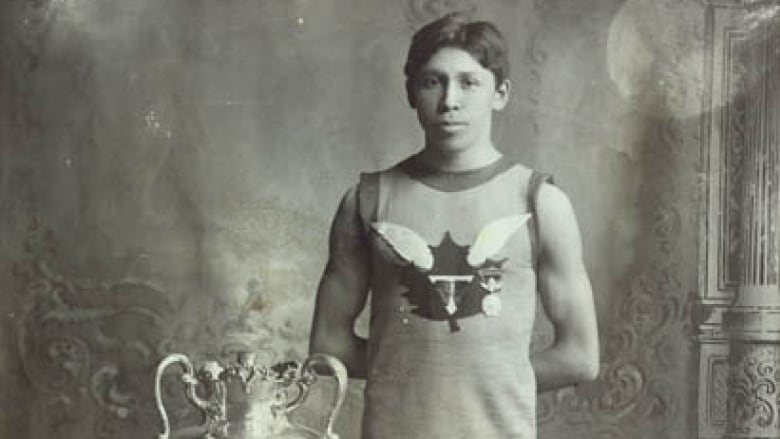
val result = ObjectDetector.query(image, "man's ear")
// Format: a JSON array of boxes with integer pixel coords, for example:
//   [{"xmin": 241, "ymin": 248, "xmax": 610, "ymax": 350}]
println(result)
[
  {"xmin": 405, "ymin": 79, "xmax": 417, "ymax": 108},
  {"xmin": 492, "ymin": 79, "xmax": 511, "ymax": 111}
]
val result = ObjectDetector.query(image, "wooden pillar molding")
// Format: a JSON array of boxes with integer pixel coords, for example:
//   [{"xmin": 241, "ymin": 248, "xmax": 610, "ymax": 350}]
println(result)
[{"xmin": 699, "ymin": 1, "xmax": 780, "ymax": 438}]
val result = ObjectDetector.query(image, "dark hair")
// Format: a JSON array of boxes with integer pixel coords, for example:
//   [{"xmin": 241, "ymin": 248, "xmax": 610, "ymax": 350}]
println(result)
[{"xmin": 404, "ymin": 12, "xmax": 510, "ymax": 106}]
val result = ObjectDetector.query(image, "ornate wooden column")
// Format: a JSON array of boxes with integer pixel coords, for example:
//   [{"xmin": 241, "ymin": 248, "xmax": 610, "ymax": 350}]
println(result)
[
  {"xmin": 699, "ymin": 2, "xmax": 780, "ymax": 438},
  {"xmin": 722, "ymin": 11, "xmax": 780, "ymax": 436}
]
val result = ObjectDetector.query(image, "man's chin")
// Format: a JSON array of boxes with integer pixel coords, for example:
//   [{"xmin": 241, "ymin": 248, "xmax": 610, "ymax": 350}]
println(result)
[{"xmin": 426, "ymin": 138, "xmax": 473, "ymax": 154}]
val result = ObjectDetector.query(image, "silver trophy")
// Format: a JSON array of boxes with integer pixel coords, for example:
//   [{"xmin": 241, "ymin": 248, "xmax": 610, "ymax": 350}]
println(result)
[{"xmin": 154, "ymin": 352, "xmax": 347, "ymax": 439}]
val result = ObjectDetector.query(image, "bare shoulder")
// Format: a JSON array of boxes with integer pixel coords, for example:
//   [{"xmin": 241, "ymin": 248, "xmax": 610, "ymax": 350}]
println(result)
[
  {"xmin": 328, "ymin": 184, "xmax": 366, "ymax": 258},
  {"xmin": 535, "ymin": 182, "xmax": 583, "ymax": 258},
  {"xmin": 336, "ymin": 184, "xmax": 359, "ymax": 217},
  {"xmin": 537, "ymin": 182, "xmax": 576, "ymax": 220}
]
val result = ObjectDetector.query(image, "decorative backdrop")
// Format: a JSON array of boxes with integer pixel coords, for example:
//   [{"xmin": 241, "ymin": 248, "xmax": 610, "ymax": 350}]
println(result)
[{"xmin": 0, "ymin": 0, "xmax": 706, "ymax": 438}]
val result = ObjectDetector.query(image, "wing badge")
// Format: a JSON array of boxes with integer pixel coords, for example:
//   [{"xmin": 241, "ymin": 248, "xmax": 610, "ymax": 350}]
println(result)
[{"xmin": 370, "ymin": 214, "xmax": 530, "ymax": 332}]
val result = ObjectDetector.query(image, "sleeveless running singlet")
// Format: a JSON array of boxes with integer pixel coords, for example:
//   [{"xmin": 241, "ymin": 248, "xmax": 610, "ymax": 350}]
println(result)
[{"xmin": 356, "ymin": 155, "xmax": 551, "ymax": 439}]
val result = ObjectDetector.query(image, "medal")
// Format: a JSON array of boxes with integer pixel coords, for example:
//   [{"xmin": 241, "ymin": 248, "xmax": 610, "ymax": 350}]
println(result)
[
  {"xmin": 478, "ymin": 267, "xmax": 503, "ymax": 316},
  {"xmin": 482, "ymin": 294, "xmax": 502, "ymax": 316},
  {"xmin": 478, "ymin": 267, "xmax": 503, "ymax": 293}
]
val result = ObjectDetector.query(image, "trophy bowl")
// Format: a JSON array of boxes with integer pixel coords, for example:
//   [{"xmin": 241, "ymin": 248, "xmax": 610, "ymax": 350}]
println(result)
[{"xmin": 154, "ymin": 352, "xmax": 347, "ymax": 439}]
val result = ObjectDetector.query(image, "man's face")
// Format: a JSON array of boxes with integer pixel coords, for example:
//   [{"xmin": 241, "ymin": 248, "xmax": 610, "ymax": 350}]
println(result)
[{"xmin": 410, "ymin": 47, "xmax": 510, "ymax": 154}]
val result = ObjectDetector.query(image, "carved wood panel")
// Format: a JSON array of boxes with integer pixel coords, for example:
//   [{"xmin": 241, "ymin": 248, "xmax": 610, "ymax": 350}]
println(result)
[
  {"xmin": 699, "ymin": 2, "xmax": 780, "ymax": 439},
  {"xmin": 727, "ymin": 344, "xmax": 780, "ymax": 436}
]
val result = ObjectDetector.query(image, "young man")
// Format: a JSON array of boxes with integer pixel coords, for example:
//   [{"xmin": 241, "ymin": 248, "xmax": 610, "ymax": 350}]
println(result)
[{"xmin": 309, "ymin": 13, "xmax": 599, "ymax": 439}]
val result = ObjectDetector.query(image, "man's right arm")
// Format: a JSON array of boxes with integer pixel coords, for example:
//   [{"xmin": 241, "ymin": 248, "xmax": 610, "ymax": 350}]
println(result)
[{"xmin": 309, "ymin": 186, "xmax": 371, "ymax": 379}]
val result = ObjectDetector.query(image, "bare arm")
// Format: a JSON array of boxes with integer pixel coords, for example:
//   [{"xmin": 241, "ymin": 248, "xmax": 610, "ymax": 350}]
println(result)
[
  {"xmin": 531, "ymin": 184, "xmax": 600, "ymax": 392},
  {"xmin": 309, "ymin": 186, "xmax": 371, "ymax": 379}
]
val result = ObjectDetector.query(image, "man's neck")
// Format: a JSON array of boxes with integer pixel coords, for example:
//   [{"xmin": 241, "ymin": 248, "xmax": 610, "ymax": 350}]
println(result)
[{"xmin": 418, "ymin": 141, "xmax": 503, "ymax": 172}]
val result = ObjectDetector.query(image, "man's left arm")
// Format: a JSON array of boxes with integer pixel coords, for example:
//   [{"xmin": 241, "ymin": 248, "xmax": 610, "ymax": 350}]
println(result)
[{"xmin": 530, "ymin": 183, "xmax": 600, "ymax": 393}]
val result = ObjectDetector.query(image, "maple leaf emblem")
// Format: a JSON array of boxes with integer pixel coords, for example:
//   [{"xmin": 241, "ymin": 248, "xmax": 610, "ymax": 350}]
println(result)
[
  {"xmin": 370, "ymin": 215, "xmax": 527, "ymax": 332},
  {"xmin": 400, "ymin": 233, "xmax": 506, "ymax": 332}
]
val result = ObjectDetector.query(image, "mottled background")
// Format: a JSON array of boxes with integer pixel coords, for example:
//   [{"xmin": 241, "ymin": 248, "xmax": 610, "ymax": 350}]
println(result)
[{"xmin": 0, "ymin": 0, "xmax": 706, "ymax": 437}]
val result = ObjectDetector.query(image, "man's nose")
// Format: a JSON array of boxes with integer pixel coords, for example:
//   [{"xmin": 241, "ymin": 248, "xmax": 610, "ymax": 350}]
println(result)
[{"xmin": 439, "ymin": 83, "xmax": 462, "ymax": 112}]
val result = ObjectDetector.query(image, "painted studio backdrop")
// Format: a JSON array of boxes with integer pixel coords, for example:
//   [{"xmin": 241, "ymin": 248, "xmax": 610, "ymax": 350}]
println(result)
[{"xmin": 3, "ymin": 0, "xmax": 780, "ymax": 438}]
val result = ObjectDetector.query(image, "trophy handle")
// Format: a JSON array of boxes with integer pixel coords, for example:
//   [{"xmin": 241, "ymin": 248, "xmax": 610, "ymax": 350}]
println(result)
[
  {"xmin": 154, "ymin": 354, "xmax": 228, "ymax": 439},
  {"xmin": 295, "ymin": 353, "xmax": 348, "ymax": 439},
  {"xmin": 155, "ymin": 353, "xmax": 195, "ymax": 439}
]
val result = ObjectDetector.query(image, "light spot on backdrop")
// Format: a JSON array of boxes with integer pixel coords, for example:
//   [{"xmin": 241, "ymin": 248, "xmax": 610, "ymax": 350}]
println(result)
[
  {"xmin": 143, "ymin": 109, "xmax": 172, "ymax": 139},
  {"xmin": 606, "ymin": 0, "xmax": 705, "ymax": 119},
  {"xmin": 608, "ymin": 0, "xmax": 780, "ymax": 120}
]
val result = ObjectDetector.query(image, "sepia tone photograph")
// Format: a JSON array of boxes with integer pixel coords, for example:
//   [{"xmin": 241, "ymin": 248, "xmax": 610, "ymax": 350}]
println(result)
[{"xmin": 0, "ymin": 0, "xmax": 778, "ymax": 438}]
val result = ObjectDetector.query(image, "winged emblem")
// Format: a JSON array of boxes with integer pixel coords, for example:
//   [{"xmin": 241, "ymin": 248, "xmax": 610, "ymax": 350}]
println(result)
[
  {"xmin": 371, "ymin": 214, "xmax": 530, "ymax": 269},
  {"xmin": 369, "ymin": 214, "xmax": 531, "ymax": 331},
  {"xmin": 370, "ymin": 222, "xmax": 434, "ymax": 270},
  {"xmin": 467, "ymin": 214, "xmax": 531, "ymax": 266}
]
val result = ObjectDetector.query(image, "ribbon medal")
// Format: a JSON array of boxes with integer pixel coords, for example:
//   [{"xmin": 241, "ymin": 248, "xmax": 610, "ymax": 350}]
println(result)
[
  {"xmin": 481, "ymin": 294, "xmax": 502, "ymax": 317},
  {"xmin": 478, "ymin": 267, "xmax": 503, "ymax": 317}
]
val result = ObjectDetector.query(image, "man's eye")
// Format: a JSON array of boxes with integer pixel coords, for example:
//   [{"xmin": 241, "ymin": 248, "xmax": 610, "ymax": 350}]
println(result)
[
  {"xmin": 420, "ymin": 77, "xmax": 439, "ymax": 88},
  {"xmin": 462, "ymin": 79, "xmax": 480, "ymax": 88}
]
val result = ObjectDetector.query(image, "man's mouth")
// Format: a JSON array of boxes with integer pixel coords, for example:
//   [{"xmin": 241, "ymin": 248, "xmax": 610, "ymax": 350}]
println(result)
[{"xmin": 437, "ymin": 121, "xmax": 468, "ymax": 130}]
